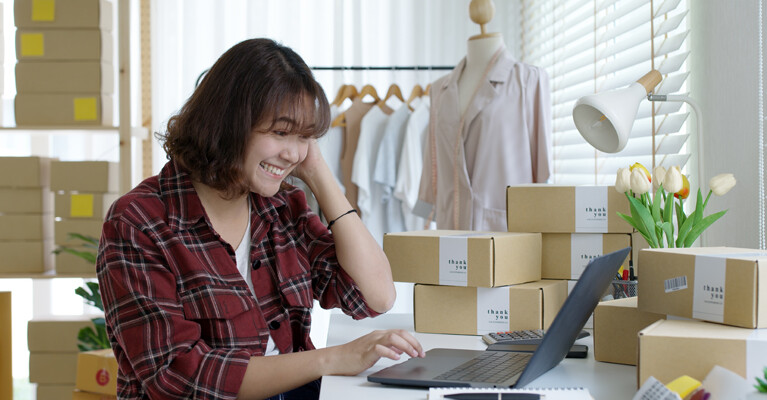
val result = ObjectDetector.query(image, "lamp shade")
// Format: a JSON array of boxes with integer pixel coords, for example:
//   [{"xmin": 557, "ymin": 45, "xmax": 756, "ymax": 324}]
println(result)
[{"xmin": 572, "ymin": 70, "xmax": 663, "ymax": 153}]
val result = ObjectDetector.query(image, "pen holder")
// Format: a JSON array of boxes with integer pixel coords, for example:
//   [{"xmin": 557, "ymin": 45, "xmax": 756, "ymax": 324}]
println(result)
[{"xmin": 611, "ymin": 279, "xmax": 637, "ymax": 299}]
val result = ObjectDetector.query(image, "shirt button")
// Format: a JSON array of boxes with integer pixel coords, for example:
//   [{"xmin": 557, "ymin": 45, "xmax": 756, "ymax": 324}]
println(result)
[
  {"xmin": 252, "ymin": 260, "xmax": 260, "ymax": 270},
  {"xmin": 268, "ymin": 320, "xmax": 280, "ymax": 330}
]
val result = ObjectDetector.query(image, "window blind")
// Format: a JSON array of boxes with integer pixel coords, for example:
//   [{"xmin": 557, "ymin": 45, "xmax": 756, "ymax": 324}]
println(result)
[{"xmin": 521, "ymin": 0, "xmax": 690, "ymax": 185}]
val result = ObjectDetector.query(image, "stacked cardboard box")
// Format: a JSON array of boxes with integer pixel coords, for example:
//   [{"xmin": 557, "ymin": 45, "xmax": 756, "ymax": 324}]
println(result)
[
  {"xmin": 51, "ymin": 160, "xmax": 117, "ymax": 274},
  {"xmin": 506, "ymin": 185, "xmax": 634, "ymax": 328},
  {"xmin": 14, "ymin": 0, "xmax": 114, "ymax": 126},
  {"xmin": 0, "ymin": 157, "xmax": 54, "ymax": 274},
  {"xmin": 0, "ymin": 292, "xmax": 11, "ymax": 400},
  {"xmin": 385, "ymin": 230, "xmax": 567, "ymax": 335},
  {"xmin": 74, "ymin": 349, "xmax": 119, "ymax": 398},
  {"xmin": 28, "ymin": 316, "xmax": 101, "ymax": 398}
]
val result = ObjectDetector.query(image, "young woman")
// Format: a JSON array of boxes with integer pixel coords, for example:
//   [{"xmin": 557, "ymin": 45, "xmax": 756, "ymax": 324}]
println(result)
[{"xmin": 97, "ymin": 38, "xmax": 423, "ymax": 400}]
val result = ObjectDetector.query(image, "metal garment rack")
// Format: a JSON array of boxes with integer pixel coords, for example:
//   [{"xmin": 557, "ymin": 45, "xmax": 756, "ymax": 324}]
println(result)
[{"xmin": 310, "ymin": 65, "xmax": 454, "ymax": 70}]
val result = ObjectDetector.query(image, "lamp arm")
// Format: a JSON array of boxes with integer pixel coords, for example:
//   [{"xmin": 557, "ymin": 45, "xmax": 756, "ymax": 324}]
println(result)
[{"xmin": 648, "ymin": 93, "xmax": 705, "ymax": 245}]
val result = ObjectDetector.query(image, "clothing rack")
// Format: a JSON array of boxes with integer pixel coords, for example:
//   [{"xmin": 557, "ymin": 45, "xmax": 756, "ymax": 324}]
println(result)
[{"xmin": 310, "ymin": 65, "xmax": 453, "ymax": 70}]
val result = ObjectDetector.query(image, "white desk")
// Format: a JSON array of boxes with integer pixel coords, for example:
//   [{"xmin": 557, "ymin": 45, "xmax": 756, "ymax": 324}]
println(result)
[{"xmin": 319, "ymin": 313, "xmax": 638, "ymax": 400}]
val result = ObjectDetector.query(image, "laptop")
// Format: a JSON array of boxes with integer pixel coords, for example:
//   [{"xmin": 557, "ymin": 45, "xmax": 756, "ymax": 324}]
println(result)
[{"xmin": 367, "ymin": 247, "xmax": 630, "ymax": 389}]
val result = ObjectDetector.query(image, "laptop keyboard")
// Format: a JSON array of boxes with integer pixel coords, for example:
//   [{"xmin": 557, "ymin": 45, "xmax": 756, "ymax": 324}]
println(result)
[{"xmin": 434, "ymin": 351, "xmax": 531, "ymax": 383}]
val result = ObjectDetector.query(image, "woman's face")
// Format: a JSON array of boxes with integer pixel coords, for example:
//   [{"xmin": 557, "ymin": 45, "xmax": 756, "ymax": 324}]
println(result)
[{"xmin": 242, "ymin": 116, "xmax": 310, "ymax": 197}]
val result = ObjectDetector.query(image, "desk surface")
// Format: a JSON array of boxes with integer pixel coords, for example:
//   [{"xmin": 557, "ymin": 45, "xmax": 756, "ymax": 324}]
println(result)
[{"xmin": 319, "ymin": 312, "xmax": 638, "ymax": 400}]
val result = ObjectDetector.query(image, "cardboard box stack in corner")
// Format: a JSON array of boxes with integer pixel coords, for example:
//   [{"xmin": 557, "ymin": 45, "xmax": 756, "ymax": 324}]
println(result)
[
  {"xmin": 384, "ymin": 230, "xmax": 568, "ymax": 335},
  {"xmin": 74, "ymin": 349, "xmax": 119, "ymax": 398},
  {"xmin": 0, "ymin": 156, "xmax": 54, "ymax": 274},
  {"xmin": 51, "ymin": 160, "xmax": 118, "ymax": 274},
  {"xmin": 506, "ymin": 184, "xmax": 636, "ymax": 328},
  {"xmin": 14, "ymin": 0, "xmax": 114, "ymax": 126}
]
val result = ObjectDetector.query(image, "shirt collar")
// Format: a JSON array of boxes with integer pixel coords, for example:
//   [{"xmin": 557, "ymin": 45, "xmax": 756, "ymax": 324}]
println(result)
[{"xmin": 441, "ymin": 48, "xmax": 516, "ymax": 90}]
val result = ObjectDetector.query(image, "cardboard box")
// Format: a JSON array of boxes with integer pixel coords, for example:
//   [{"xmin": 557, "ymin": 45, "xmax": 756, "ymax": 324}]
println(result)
[
  {"xmin": 16, "ymin": 29, "xmax": 113, "ymax": 61},
  {"xmin": 0, "ymin": 240, "xmax": 54, "ymax": 273},
  {"xmin": 414, "ymin": 280, "xmax": 567, "ymax": 335},
  {"xmin": 541, "ymin": 233, "xmax": 631, "ymax": 279},
  {"xmin": 631, "ymin": 232, "xmax": 650, "ymax": 275},
  {"xmin": 638, "ymin": 247, "xmax": 767, "ymax": 328},
  {"xmin": 593, "ymin": 297, "xmax": 665, "ymax": 366},
  {"xmin": 15, "ymin": 93, "xmax": 113, "ymax": 126},
  {"xmin": 55, "ymin": 192, "xmax": 117, "ymax": 219},
  {"xmin": 56, "ymin": 251, "xmax": 97, "ymax": 275},
  {"xmin": 55, "ymin": 219, "xmax": 103, "ymax": 245},
  {"xmin": 0, "ymin": 292, "xmax": 11, "ymax": 400},
  {"xmin": 37, "ymin": 384, "xmax": 76, "ymax": 400},
  {"xmin": 0, "ymin": 156, "xmax": 50, "ymax": 188},
  {"xmin": 0, "ymin": 187, "xmax": 53, "ymax": 213},
  {"xmin": 14, "ymin": 0, "xmax": 113, "ymax": 29},
  {"xmin": 638, "ymin": 318, "xmax": 767, "ymax": 387},
  {"xmin": 51, "ymin": 161, "xmax": 119, "ymax": 192},
  {"xmin": 76, "ymin": 349, "xmax": 118, "ymax": 396},
  {"xmin": 28, "ymin": 315, "xmax": 103, "ymax": 352},
  {"xmin": 16, "ymin": 61, "xmax": 114, "ymax": 94},
  {"xmin": 29, "ymin": 352, "xmax": 79, "ymax": 384},
  {"xmin": 506, "ymin": 185, "xmax": 632, "ymax": 233},
  {"xmin": 0, "ymin": 214, "xmax": 53, "ymax": 240},
  {"xmin": 72, "ymin": 390, "xmax": 117, "ymax": 400},
  {"xmin": 384, "ymin": 230, "xmax": 541, "ymax": 287}
]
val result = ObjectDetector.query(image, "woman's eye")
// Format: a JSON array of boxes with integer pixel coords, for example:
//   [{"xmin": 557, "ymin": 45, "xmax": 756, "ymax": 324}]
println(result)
[{"xmin": 273, "ymin": 131, "xmax": 288, "ymax": 137}]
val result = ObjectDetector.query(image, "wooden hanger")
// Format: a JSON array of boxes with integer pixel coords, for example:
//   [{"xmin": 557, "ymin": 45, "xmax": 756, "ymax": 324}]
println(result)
[
  {"xmin": 384, "ymin": 83, "xmax": 405, "ymax": 103},
  {"xmin": 406, "ymin": 84, "xmax": 424, "ymax": 111},
  {"xmin": 358, "ymin": 84, "xmax": 381, "ymax": 103},
  {"xmin": 424, "ymin": 83, "xmax": 431, "ymax": 96},
  {"xmin": 330, "ymin": 84, "xmax": 358, "ymax": 107}
]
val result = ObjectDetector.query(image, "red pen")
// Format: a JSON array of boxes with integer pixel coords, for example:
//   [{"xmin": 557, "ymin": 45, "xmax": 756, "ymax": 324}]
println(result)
[{"xmin": 622, "ymin": 269, "xmax": 629, "ymax": 280}]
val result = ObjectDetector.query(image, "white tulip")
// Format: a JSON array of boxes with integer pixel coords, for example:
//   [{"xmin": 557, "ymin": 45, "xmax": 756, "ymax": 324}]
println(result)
[
  {"xmin": 615, "ymin": 168, "xmax": 631, "ymax": 193},
  {"xmin": 663, "ymin": 167, "xmax": 684, "ymax": 194},
  {"xmin": 653, "ymin": 166, "xmax": 667, "ymax": 191},
  {"xmin": 630, "ymin": 168, "xmax": 652, "ymax": 194},
  {"xmin": 709, "ymin": 173, "xmax": 736, "ymax": 196}
]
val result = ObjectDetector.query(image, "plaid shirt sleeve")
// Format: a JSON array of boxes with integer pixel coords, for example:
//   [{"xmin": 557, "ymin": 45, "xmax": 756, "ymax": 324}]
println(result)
[{"xmin": 98, "ymin": 217, "xmax": 251, "ymax": 400}]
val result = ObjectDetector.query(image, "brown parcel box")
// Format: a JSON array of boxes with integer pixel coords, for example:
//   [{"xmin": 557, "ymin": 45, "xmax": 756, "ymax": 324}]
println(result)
[
  {"xmin": 73, "ymin": 390, "xmax": 117, "ymax": 400},
  {"xmin": 30, "ymin": 352, "xmax": 79, "ymax": 384},
  {"xmin": 0, "ymin": 240, "xmax": 54, "ymax": 273},
  {"xmin": 16, "ymin": 61, "xmax": 114, "ymax": 94},
  {"xmin": 55, "ymin": 192, "xmax": 118, "ymax": 219},
  {"xmin": 14, "ymin": 0, "xmax": 113, "ymax": 29},
  {"xmin": 76, "ymin": 349, "xmax": 118, "ymax": 396},
  {"xmin": 56, "ymin": 251, "xmax": 97, "ymax": 275},
  {"xmin": 55, "ymin": 219, "xmax": 103, "ymax": 245},
  {"xmin": 506, "ymin": 185, "xmax": 632, "ymax": 233},
  {"xmin": 0, "ymin": 293, "xmax": 11, "ymax": 400},
  {"xmin": 0, "ymin": 156, "xmax": 50, "ymax": 188},
  {"xmin": 15, "ymin": 93, "xmax": 113, "ymax": 126},
  {"xmin": 593, "ymin": 297, "xmax": 665, "ymax": 366},
  {"xmin": 28, "ymin": 315, "xmax": 103, "ymax": 352},
  {"xmin": 541, "ymin": 233, "xmax": 631, "ymax": 279},
  {"xmin": 414, "ymin": 280, "xmax": 567, "ymax": 335},
  {"xmin": 37, "ymin": 384, "xmax": 76, "ymax": 400},
  {"xmin": 638, "ymin": 319, "xmax": 767, "ymax": 387},
  {"xmin": 384, "ymin": 230, "xmax": 541, "ymax": 288},
  {"xmin": 0, "ymin": 187, "xmax": 53, "ymax": 213},
  {"xmin": 51, "ymin": 160, "xmax": 119, "ymax": 192},
  {"xmin": 16, "ymin": 29, "xmax": 113, "ymax": 61},
  {"xmin": 638, "ymin": 247, "xmax": 767, "ymax": 328},
  {"xmin": 0, "ymin": 214, "xmax": 53, "ymax": 240}
]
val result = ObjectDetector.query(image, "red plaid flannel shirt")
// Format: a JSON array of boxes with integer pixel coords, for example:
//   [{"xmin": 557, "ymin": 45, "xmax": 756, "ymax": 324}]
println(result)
[{"xmin": 97, "ymin": 161, "xmax": 378, "ymax": 399}]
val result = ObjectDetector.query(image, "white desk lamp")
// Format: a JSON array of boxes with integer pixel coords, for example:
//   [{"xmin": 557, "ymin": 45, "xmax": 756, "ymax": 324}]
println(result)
[{"xmin": 572, "ymin": 69, "xmax": 704, "ymax": 183}]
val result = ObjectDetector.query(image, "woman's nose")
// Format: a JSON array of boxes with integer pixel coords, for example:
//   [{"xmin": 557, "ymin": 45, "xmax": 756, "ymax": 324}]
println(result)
[{"xmin": 280, "ymin": 138, "xmax": 301, "ymax": 163}]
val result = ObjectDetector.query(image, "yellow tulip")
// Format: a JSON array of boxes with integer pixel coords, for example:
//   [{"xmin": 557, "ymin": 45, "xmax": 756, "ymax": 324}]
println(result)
[
  {"xmin": 675, "ymin": 174, "xmax": 690, "ymax": 199},
  {"xmin": 630, "ymin": 162, "xmax": 652, "ymax": 183}
]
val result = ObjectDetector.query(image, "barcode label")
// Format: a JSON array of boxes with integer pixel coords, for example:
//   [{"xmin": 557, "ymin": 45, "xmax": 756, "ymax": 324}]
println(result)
[{"xmin": 664, "ymin": 276, "xmax": 688, "ymax": 293}]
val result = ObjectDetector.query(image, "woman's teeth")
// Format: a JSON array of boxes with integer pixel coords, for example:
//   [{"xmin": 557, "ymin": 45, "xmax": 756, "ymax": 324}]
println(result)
[{"xmin": 260, "ymin": 162, "xmax": 285, "ymax": 176}]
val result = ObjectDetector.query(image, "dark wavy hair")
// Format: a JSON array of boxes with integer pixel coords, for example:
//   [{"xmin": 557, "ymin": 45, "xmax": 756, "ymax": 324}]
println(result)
[{"xmin": 159, "ymin": 38, "xmax": 330, "ymax": 198}]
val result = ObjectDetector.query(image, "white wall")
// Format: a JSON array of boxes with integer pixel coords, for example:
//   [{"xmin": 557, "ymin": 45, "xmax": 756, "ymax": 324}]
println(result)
[{"xmin": 690, "ymin": 1, "xmax": 764, "ymax": 248}]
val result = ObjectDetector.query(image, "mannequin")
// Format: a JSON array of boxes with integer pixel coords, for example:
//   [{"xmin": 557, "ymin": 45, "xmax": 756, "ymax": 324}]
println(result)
[{"xmin": 457, "ymin": 0, "xmax": 505, "ymax": 115}]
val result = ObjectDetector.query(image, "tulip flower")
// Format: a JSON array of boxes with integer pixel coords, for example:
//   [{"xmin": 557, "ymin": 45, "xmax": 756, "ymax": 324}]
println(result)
[
  {"xmin": 653, "ymin": 166, "xmax": 667, "ymax": 191},
  {"xmin": 630, "ymin": 168, "xmax": 652, "ymax": 194},
  {"xmin": 615, "ymin": 168, "xmax": 631, "ymax": 193},
  {"xmin": 630, "ymin": 162, "xmax": 651, "ymax": 183},
  {"xmin": 675, "ymin": 174, "xmax": 690, "ymax": 199},
  {"xmin": 663, "ymin": 167, "xmax": 683, "ymax": 194},
  {"xmin": 709, "ymin": 173, "xmax": 736, "ymax": 196}
]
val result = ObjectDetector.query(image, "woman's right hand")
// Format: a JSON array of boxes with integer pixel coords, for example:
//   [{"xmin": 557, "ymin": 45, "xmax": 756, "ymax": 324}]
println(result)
[{"xmin": 326, "ymin": 329, "xmax": 425, "ymax": 376}]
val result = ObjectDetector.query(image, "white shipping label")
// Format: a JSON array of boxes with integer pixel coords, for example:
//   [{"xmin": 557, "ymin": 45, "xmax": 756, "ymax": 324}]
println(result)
[
  {"xmin": 476, "ymin": 287, "xmax": 510, "ymax": 334},
  {"xmin": 570, "ymin": 234, "xmax": 603, "ymax": 279},
  {"xmin": 747, "ymin": 329, "xmax": 767, "ymax": 385},
  {"xmin": 439, "ymin": 235, "xmax": 468, "ymax": 286},
  {"xmin": 692, "ymin": 255, "xmax": 727, "ymax": 323},
  {"xmin": 575, "ymin": 186, "xmax": 609, "ymax": 233}
]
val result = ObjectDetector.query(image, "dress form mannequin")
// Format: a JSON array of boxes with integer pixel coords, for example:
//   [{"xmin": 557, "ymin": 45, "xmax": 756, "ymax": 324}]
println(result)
[{"xmin": 457, "ymin": 0, "xmax": 505, "ymax": 115}]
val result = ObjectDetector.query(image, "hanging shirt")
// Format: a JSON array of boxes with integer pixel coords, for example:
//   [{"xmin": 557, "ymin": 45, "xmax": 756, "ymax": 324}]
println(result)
[
  {"xmin": 351, "ymin": 105, "xmax": 393, "ymax": 245},
  {"xmin": 394, "ymin": 97, "xmax": 434, "ymax": 231},
  {"xmin": 418, "ymin": 49, "xmax": 552, "ymax": 231},
  {"xmin": 372, "ymin": 103, "xmax": 411, "ymax": 235},
  {"xmin": 339, "ymin": 98, "xmax": 376, "ymax": 216},
  {"xmin": 318, "ymin": 105, "xmax": 345, "ymax": 193}
]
